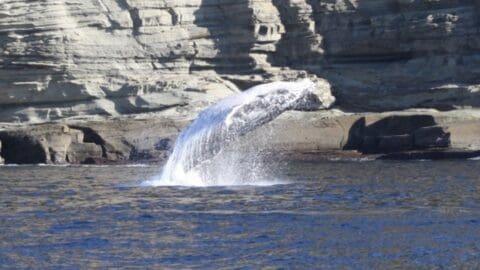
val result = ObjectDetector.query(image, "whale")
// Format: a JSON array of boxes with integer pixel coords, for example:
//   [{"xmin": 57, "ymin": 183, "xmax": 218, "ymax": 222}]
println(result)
[{"xmin": 156, "ymin": 79, "xmax": 320, "ymax": 185}]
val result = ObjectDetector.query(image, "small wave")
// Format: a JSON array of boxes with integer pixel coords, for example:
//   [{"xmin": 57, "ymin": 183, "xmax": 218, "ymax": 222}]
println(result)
[
  {"xmin": 0, "ymin": 163, "xmax": 152, "ymax": 168},
  {"xmin": 106, "ymin": 164, "xmax": 151, "ymax": 168},
  {"xmin": 327, "ymin": 157, "xmax": 374, "ymax": 162},
  {"xmin": 140, "ymin": 177, "xmax": 290, "ymax": 188},
  {"xmin": 69, "ymin": 164, "xmax": 152, "ymax": 168},
  {"xmin": 38, "ymin": 163, "xmax": 71, "ymax": 167},
  {"xmin": 0, "ymin": 163, "xmax": 70, "ymax": 167},
  {"xmin": 469, "ymin": 156, "xmax": 480, "ymax": 161}
]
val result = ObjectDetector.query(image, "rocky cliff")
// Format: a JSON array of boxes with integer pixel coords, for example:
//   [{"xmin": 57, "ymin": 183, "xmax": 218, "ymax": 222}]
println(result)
[{"xmin": 1, "ymin": 0, "xmax": 480, "ymax": 164}]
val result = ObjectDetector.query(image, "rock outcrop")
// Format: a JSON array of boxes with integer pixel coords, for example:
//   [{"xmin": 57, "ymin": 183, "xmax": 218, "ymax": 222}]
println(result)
[
  {"xmin": 1, "ymin": 0, "xmax": 480, "ymax": 163},
  {"xmin": 0, "ymin": 0, "xmax": 318, "ymax": 122},
  {"xmin": 2, "ymin": 0, "xmax": 480, "ymax": 123},
  {"xmin": 1, "ymin": 109, "xmax": 479, "ymax": 164}
]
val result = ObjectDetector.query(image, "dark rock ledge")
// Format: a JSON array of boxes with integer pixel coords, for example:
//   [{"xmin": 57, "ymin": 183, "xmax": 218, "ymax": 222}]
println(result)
[{"xmin": 0, "ymin": 110, "xmax": 479, "ymax": 165}]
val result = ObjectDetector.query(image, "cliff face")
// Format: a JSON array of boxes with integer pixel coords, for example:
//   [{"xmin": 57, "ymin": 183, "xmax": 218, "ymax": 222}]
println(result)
[
  {"xmin": 1, "ymin": 0, "xmax": 480, "ymax": 164},
  {"xmin": 1, "ymin": 0, "xmax": 479, "ymax": 123}
]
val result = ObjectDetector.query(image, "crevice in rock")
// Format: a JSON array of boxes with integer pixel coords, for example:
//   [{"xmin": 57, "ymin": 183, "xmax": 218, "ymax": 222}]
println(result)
[
  {"xmin": 129, "ymin": 8, "xmax": 142, "ymax": 36},
  {"xmin": 193, "ymin": 0, "xmax": 257, "ymax": 75},
  {"xmin": 49, "ymin": 147, "xmax": 57, "ymax": 163},
  {"xmin": 270, "ymin": 0, "xmax": 322, "ymax": 66},
  {"xmin": 167, "ymin": 8, "xmax": 180, "ymax": 26},
  {"xmin": 113, "ymin": 0, "xmax": 142, "ymax": 36},
  {"xmin": 115, "ymin": 0, "xmax": 130, "ymax": 10}
]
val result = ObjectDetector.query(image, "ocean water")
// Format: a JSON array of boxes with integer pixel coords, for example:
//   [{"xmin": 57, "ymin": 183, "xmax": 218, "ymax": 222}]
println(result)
[{"xmin": 1, "ymin": 160, "xmax": 480, "ymax": 269}]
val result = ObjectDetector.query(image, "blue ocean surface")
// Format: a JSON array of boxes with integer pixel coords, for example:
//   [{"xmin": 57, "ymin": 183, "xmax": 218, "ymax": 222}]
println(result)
[{"xmin": 1, "ymin": 160, "xmax": 480, "ymax": 268}]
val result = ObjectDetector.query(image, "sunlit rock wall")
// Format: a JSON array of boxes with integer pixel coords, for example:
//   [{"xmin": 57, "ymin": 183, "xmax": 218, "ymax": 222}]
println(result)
[{"xmin": 1, "ymin": 0, "xmax": 479, "ymax": 122}]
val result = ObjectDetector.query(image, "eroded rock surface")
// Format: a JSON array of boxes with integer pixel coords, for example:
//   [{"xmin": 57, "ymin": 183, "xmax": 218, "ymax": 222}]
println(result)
[
  {"xmin": 1, "ymin": 0, "xmax": 480, "ymax": 163},
  {"xmin": 2, "ymin": 0, "xmax": 480, "ymax": 123},
  {"xmin": 0, "ymin": 0, "xmax": 324, "ymax": 123}
]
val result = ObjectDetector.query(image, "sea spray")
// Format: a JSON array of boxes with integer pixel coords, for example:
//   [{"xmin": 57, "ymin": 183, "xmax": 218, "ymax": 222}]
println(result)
[{"xmin": 146, "ymin": 79, "xmax": 319, "ymax": 186}]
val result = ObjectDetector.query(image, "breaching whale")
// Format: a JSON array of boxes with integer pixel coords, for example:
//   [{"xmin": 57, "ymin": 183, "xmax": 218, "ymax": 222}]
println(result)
[{"xmin": 153, "ymin": 79, "xmax": 320, "ymax": 186}]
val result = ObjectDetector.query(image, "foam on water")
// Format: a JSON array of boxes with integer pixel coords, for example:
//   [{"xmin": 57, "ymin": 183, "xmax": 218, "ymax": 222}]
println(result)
[{"xmin": 145, "ymin": 79, "xmax": 317, "ymax": 187}]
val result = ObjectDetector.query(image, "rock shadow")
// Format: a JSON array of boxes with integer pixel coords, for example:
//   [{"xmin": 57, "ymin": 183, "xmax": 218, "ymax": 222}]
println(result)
[
  {"xmin": 193, "ymin": 0, "xmax": 257, "ymax": 75},
  {"xmin": 343, "ymin": 115, "xmax": 451, "ymax": 154},
  {"xmin": 270, "ymin": 0, "xmax": 322, "ymax": 67}
]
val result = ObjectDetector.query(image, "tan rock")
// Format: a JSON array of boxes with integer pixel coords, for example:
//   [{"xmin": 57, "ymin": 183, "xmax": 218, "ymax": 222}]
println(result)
[{"xmin": 2, "ymin": 0, "xmax": 478, "ymax": 123}]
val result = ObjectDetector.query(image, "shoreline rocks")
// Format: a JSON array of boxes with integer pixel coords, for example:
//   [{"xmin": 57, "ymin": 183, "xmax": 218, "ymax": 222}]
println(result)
[
  {"xmin": 1, "ymin": 1, "xmax": 480, "ymax": 164},
  {"xmin": 1, "ymin": 109, "xmax": 479, "ymax": 165}
]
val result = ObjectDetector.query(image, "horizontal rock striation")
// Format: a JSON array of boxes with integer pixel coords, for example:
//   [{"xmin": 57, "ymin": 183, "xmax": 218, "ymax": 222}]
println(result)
[
  {"xmin": 302, "ymin": 0, "xmax": 480, "ymax": 111},
  {"xmin": 2, "ymin": 0, "xmax": 479, "ymax": 123},
  {"xmin": 0, "ymin": 0, "xmax": 324, "ymax": 123},
  {"xmin": 1, "ymin": 0, "xmax": 480, "ymax": 163}
]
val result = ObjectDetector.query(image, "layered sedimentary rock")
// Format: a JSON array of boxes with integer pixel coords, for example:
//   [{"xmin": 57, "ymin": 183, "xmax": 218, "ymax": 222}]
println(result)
[
  {"xmin": 0, "ymin": 0, "xmax": 321, "ymax": 123},
  {"xmin": 1, "ymin": 0, "xmax": 480, "ymax": 163},
  {"xmin": 2, "ymin": 0, "xmax": 480, "ymax": 122},
  {"xmin": 297, "ymin": 0, "xmax": 480, "ymax": 111}
]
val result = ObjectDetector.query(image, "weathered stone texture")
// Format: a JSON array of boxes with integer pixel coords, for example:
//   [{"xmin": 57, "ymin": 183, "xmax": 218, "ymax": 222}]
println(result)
[
  {"xmin": 1, "ymin": 0, "xmax": 480, "ymax": 163},
  {"xmin": 2, "ymin": 0, "xmax": 479, "ymax": 123}
]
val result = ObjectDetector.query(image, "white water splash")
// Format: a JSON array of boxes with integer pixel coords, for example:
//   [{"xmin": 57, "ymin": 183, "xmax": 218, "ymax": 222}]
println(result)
[{"xmin": 144, "ymin": 79, "xmax": 318, "ymax": 187}]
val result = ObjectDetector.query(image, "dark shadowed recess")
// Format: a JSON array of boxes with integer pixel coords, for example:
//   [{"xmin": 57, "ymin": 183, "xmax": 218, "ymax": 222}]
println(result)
[{"xmin": 0, "ymin": 133, "xmax": 47, "ymax": 164}]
